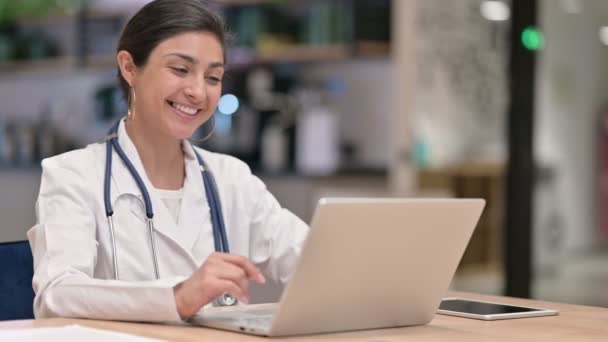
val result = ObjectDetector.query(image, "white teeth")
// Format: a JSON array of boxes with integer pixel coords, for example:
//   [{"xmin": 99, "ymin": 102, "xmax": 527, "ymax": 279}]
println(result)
[{"xmin": 171, "ymin": 102, "xmax": 198, "ymax": 115}]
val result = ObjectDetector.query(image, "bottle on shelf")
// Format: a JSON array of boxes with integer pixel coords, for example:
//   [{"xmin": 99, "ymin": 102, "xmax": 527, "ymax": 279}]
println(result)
[
  {"xmin": 261, "ymin": 116, "xmax": 288, "ymax": 173},
  {"xmin": 295, "ymin": 86, "xmax": 340, "ymax": 175}
]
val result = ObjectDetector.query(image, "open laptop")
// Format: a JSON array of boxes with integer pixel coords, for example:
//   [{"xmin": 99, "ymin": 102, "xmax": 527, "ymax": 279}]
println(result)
[{"xmin": 189, "ymin": 198, "xmax": 485, "ymax": 336}]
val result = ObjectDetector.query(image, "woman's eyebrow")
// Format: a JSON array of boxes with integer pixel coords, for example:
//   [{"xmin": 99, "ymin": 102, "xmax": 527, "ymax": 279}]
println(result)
[
  {"xmin": 164, "ymin": 53, "xmax": 198, "ymax": 64},
  {"xmin": 208, "ymin": 62, "xmax": 225, "ymax": 69},
  {"xmin": 164, "ymin": 53, "xmax": 224, "ymax": 69}
]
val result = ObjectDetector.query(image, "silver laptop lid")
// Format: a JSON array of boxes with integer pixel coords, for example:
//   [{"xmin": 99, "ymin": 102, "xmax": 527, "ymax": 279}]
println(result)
[{"xmin": 268, "ymin": 198, "xmax": 485, "ymax": 336}]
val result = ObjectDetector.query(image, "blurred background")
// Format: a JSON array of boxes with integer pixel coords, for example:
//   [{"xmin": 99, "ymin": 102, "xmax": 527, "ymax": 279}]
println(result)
[{"xmin": 0, "ymin": 0, "xmax": 606, "ymax": 307}]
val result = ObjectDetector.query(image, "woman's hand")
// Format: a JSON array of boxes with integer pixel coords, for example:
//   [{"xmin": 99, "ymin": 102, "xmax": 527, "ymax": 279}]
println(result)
[{"xmin": 173, "ymin": 252, "xmax": 266, "ymax": 319}]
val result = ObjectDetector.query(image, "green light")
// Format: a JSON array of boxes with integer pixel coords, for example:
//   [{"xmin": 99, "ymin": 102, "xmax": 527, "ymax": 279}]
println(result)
[{"xmin": 521, "ymin": 27, "xmax": 544, "ymax": 50}]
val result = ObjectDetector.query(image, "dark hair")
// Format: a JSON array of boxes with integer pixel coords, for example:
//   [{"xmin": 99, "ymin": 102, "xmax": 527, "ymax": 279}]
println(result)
[{"xmin": 116, "ymin": 0, "xmax": 228, "ymax": 100}]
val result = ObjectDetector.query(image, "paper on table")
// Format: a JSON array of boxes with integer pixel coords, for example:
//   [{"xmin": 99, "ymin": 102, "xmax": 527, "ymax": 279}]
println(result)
[{"xmin": 0, "ymin": 324, "xmax": 166, "ymax": 342}]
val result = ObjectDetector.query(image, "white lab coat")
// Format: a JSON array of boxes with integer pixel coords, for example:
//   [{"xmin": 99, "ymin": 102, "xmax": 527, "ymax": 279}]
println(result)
[{"xmin": 27, "ymin": 120, "xmax": 308, "ymax": 322}]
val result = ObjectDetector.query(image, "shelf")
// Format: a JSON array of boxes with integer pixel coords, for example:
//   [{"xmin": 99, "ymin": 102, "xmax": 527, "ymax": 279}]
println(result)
[
  {"xmin": 356, "ymin": 41, "xmax": 391, "ymax": 57},
  {"xmin": 0, "ymin": 42, "xmax": 388, "ymax": 75},
  {"xmin": 85, "ymin": 54, "xmax": 117, "ymax": 69},
  {"xmin": 254, "ymin": 44, "xmax": 352, "ymax": 63},
  {"xmin": 257, "ymin": 166, "xmax": 388, "ymax": 179},
  {"xmin": 0, "ymin": 56, "xmax": 74, "ymax": 74},
  {"xmin": 218, "ymin": 0, "xmax": 274, "ymax": 6},
  {"xmin": 0, "ymin": 54, "xmax": 116, "ymax": 75},
  {"xmin": 229, "ymin": 44, "xmax": 388, "ymax": 67},
  {"xmin": 16, "ymin": 7, "xmax": 123, "ymax": 25},
  {"xmin": 0, "ymin": 165, "xmax": 42, "ymax": 173},
  {"xmin": 14, "ymin": 0, "xmax": 278, "ymax": 22}
]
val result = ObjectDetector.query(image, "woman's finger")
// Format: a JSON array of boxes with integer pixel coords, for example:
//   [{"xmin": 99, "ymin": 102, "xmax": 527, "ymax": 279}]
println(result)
[
  {"xmin": 212, "ymin": 261, "xmax": 250, "ymax": 297},
  {"xmin": 219, "ymin": 253, "xmax": 266, "ymax": 284}
]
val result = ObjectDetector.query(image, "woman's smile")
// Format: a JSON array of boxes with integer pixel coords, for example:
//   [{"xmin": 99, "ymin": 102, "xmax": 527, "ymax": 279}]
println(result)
[{"xmin": 168, "ymin": 100, "xmax": 202, "ymax": 122}]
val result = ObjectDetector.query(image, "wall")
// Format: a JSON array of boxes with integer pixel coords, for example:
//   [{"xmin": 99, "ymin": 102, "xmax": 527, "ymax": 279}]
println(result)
[{"xmin": 414, "ymin": 0, "xmax": 510, "ymax": 167}]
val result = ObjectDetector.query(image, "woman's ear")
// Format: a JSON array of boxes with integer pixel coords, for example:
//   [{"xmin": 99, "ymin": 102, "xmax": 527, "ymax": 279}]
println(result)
[{"xmin": 117, "ymin": 50, "xmax": 137, "ymax": 87}]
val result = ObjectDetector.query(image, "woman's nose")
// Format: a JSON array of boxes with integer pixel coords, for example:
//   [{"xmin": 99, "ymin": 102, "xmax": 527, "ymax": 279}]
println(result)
[{"xmin": 185, "ymin": 78, "xmax": 207, "ymax": 103}]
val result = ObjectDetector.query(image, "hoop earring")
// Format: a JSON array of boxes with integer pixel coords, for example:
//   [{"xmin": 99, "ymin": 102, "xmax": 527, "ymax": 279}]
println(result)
[
  {"xmin": 197, "ymin": 115, "xmax": 216, "ymax": 142},
  {"xmin": 127, "ymin": 87, "xmax": 136, "ymax": 121}
]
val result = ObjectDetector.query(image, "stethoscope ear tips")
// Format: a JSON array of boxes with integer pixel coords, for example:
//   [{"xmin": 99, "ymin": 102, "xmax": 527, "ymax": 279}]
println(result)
[{"xmin": 214, "ymin": 293, "xmax": 238, "ymax": 307}]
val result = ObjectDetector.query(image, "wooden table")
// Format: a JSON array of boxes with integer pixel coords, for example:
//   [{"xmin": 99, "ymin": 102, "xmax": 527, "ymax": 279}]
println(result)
[{"xmin": 1, "ymin": 292, "xmax": 607, "ymax": 341}]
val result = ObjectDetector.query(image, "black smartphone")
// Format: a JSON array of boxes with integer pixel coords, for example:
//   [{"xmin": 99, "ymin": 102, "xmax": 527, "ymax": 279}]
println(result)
[{"xmin": 438, "ymin": 298, "xmax": 559, "ymax": 320}]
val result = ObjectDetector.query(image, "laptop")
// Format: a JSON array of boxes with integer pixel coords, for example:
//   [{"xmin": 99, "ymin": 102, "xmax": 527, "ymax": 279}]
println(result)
[{"xmin": 189, "ymin": 198, "xmax": 485, "ymax": 336}]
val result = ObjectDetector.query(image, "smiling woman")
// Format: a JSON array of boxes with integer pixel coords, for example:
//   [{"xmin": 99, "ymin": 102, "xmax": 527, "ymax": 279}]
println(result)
[
  {"xmin": 27, "ymin": 0, "xmax": 309, "ymax": 323},
  {"xmin": 118, "ymin": 32, "xmax": 224, "ymax": 141}
]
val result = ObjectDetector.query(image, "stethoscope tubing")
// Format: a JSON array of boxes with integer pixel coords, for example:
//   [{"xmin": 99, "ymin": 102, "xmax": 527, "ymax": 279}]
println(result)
[
  {"xmin": 103, "ymin": 118, "xmax": 236, "ymax": 306},
  {"xmin": 102, "ymin": 119, "xmax": 231, "ymax": 279}
]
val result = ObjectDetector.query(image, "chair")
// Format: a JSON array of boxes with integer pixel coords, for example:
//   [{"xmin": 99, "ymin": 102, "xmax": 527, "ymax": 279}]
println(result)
[{"xmin": 0, "ymin": 241, "xmax": 35, "ymax": 320}]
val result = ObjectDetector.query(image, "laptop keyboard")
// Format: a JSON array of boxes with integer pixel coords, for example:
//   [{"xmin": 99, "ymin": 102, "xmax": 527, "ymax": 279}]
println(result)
[
  {"xmin": 194, "ymin": 309, "xmax": 276, "ymax": 329},
  {"xmin": 230, "ymin": 314, "xmax": 274, "ymax": 328}
]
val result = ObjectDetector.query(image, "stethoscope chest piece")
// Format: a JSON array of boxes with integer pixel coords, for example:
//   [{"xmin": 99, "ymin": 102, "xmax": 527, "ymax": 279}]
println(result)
[{"xmin": 214, "ymin": 293, "xmax": 238, "ymax": 307}]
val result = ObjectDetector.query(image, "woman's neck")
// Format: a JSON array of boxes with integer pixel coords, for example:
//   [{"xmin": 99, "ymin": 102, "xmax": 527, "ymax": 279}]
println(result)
[{"xmin": 125, "ymin": 118, "xmax": 185, "ymax": 190}]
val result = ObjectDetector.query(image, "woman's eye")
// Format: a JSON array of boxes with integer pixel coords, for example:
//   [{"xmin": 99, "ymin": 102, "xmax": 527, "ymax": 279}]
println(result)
[
  {"xmin": 207, "ymin": 76, "xmax": 222, "ymax": 84},
  {"xmin": 171, "ymin": 67, "xmax": 188, "ymax": 74}
]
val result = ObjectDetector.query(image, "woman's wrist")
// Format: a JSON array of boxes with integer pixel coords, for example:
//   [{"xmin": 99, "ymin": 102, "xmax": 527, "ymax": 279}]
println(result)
[{"xmin": 173, "ymin": 281, "xmax": 191, "ymax": 320}]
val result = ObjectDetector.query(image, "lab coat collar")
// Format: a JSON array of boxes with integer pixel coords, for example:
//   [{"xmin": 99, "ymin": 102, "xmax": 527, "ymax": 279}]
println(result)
[
  {"xmin": 109, "ymin": 119, "xmax": 210, "ymax": 264},
  {"xmin": 179, "ymin": 138, "xmax": 214, "ymax": 252}
]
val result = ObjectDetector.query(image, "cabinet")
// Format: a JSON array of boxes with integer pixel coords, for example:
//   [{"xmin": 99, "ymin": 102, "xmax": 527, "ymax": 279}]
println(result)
[
  {"xmin": 0, "ymin": 0, "xmax": 392, "ymax": 74},
  {"xmin": 417, "ymin": 161, "xmax": 504, "ymax": 269},
  {"xmin": 0, "ymin": 0, "xmax": 418, "ymax": 229},
  {"xmin": 1, "ymin": 0, "xmax": 398, "ymax": 172}
]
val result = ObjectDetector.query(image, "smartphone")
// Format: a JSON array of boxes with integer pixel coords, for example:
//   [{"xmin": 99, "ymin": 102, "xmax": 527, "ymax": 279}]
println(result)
[{"xmin": 437, "ymin": 298, "xmax": 559, "ymax": 320}]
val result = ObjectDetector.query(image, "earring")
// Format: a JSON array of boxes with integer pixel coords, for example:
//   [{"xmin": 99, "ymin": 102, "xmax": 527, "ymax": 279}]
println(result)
[
  {"xmin": 127, "ymin": 87, "xmax": 136, "ymax": 120},
  {"xmin": 198, "ymin": 115, "xmax": 216, "ymax": 142}
]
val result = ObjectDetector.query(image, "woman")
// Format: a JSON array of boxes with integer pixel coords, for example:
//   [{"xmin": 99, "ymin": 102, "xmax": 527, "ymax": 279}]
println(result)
[{"xmin": 28, "ymin": 0, "xmax": 308, "ymax": 322}]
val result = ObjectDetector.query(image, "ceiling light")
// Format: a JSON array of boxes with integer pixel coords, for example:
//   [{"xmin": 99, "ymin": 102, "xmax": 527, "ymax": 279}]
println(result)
[
  {"xmin": 599, "ymin": 27, "xmax": 608, "ymax": 46},
  {"xmin": 480, "ymin": 1, "xmax": 511, "ymax": 21}
]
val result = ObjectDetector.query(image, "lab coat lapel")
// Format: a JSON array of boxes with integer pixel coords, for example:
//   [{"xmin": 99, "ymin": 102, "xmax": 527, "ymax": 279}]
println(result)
[
  {"xmin": 177, "ymin": 141, "xmax": 213, "ymax": 253},
  {"xmin": 108, "ymin": 119, "xmax": 143, "ymax": 206},
  {"xmin": 109, "ymin": 119, "xmax": 197, "ymax": 260}
]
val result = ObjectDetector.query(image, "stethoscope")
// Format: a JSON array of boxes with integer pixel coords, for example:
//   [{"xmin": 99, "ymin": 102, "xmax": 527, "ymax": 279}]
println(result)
[{"xmin": 103, "ymin": 118, "xmax": 237, "ymax": 306}]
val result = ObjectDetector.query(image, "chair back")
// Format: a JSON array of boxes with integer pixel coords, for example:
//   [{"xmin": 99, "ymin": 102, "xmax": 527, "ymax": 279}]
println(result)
[{"xmin": 0, "ymin": 241, "xmax": 35, "ymax": 320}]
